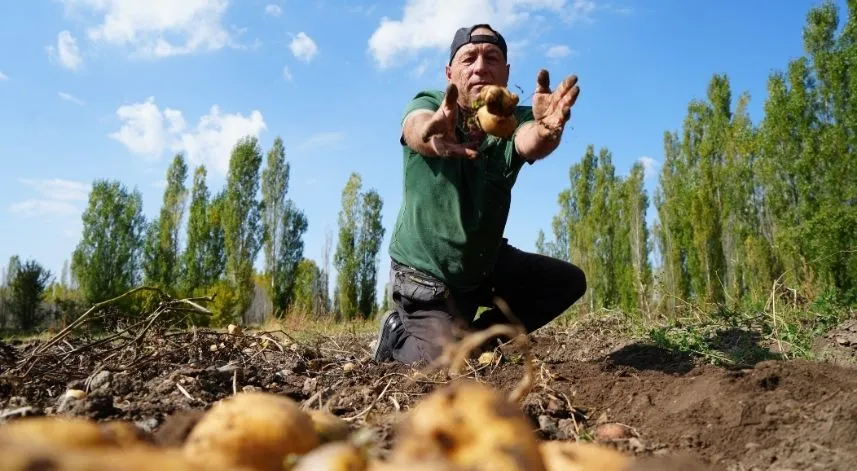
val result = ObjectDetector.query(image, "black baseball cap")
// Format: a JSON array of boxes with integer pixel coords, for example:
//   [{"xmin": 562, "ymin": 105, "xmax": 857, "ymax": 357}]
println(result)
[{"xmin": 449, "ymin": 24, "xmax": 508, "ymax": 65}]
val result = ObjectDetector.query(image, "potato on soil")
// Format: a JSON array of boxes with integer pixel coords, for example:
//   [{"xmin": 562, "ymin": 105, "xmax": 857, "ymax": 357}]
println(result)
[
  {"xmin": 307, "ymin": 409, "xmax": 352, "ymax": 444},
  {"xmin": 539, "ymin": 441, "xmax": 631, "ymax": 471},
  {"xmin": 0, "ymin": 416, "xmax": 149, "ymax": 450},
  {"xmin": 0, "ymin": 445, "xmax": 209, "ymax": 471},
  {"xmin": 290, "ymin": 442, "xmax": 367, "ymax": 471},
  {"xmin": 182, "ymin": 391, "xmax": 320, "ymax": 471},
  {"xmin": 389, "ymin": 380, "xmax": 546, "ymax": 471}
]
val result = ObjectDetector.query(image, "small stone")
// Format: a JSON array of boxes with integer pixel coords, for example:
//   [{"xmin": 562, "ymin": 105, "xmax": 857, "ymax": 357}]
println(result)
[
  {"xmin": 303, "ymin": 377, "xmax": 318, "ymax": 395},
  {"xmin": 135, "ymin": 417, "xmax": 160, "ymax": 434},
  {"xmin": 209, "ymin": 344, "xmax": 218, "ymax": 352},
  {"xmin": 538, "ymin": 415, "xmax": 558, "ymax": 435},
  {"xmin": 227, "ymin": 324, "xmax": 242, "ymax": 335},
  {"xmin": 628, "ymin": 437, "xmax": 646, "ymax": 453},
  {"xmin": 89, "ymin": 370, "xmax": 112, "ymax": 392}
]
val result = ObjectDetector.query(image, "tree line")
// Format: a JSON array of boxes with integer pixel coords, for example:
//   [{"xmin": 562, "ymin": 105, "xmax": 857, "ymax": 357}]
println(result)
[
  {"xmin": 0, "ymin": 136, "xmax": 386, "ymax": 333},
  {"xmin": 537, "ymin": 0, "xmax": 856, "ymax": 317}
]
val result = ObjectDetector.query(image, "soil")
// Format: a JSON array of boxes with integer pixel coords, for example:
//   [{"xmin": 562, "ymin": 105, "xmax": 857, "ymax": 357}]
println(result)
[{"xmin": 2, "ymin": 316, "xmax": 857, "ymax": 471}]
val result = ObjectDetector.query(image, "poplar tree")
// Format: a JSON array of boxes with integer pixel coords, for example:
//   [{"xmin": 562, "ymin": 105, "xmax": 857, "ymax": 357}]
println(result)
[{"xmin": 222, "ymin": 136, "xmax": 264, "ymax": 314}]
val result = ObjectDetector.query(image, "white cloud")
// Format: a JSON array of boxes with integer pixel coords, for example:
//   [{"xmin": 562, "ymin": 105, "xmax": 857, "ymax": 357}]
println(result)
[
  {"xmin": 109, "ymin": 97, "xmax": 184, "ymax": 160},
  {"xmin": 0, "ymin": 71, "xmax": 8, "ymax": 81},
  {"xmin": 282, "ymin": 65, "xmax": 293, "ymax": 81},
  {"xmin": 58, "ymin": 92, "xmax": 86, "ymax": 105},
  {"xmin": 638, "ymin": 156, "xmax": 658, "ymax": 179},
  {"xmin": 367, "ymin": 0, "xmax": 595, "ymax": 68},
  {"xmin": 60, "ymin": 0, "xmax": 234, "ymax": 58},
  {"xmin": 19, "ymin": 179, "xmax": 90, "ymax": 202},
  {"xmin": 289, "ymin": 32, "xmax": 318, "ymax": 62},
  {"xmin": 544, "ymin": 44, "xmax": 572, "ymax": 59},
  {"xmin": 46, "ymin": 30, "xmax": 83, "ymax": 70},
  {"xmin": 109, "ymin": 97, "xmax": 266, "ymax": 175},
  {"xmin": 293, "ymin": 131, "xmax": 345, "ymax": 153},
  {"xmin": 265, "ymin": 4, "xmax": 282, "ymax": 16},
  {"xmin": 177, "ymin": 105, "xmax": 267, "ymax": 175},
  {"xmin": 8, "ymin": 200, "xmax": 79, "ymax": 217},
  {"xmin": 8, "ymin": 178, "xmax": 90, "ymax": 218},
  {"xmin": 412, "ymin": 59, "xmax": 430, "ymax": 78}
]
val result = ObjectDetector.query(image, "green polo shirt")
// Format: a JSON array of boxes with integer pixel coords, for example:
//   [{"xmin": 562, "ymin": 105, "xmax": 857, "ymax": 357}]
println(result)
[{"xmin": 388, "ymin": 89, "xmax": 535, "ymax": 292}]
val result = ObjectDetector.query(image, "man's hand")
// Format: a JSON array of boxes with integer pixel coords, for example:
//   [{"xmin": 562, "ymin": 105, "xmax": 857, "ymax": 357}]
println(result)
[
  {"xmin": 513, "ymin": 69, "xmax": 580, "ymax": 161},
  {"xmin": 531, "ymin": 69, "xmax": 580, "ymax": 139},
  {"xmin": 415, "ymin": 84, "xmax": 480, "ymax": 159}
]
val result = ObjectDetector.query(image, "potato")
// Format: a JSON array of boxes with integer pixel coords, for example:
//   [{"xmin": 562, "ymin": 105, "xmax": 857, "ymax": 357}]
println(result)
[
  {"xmin": 307, "ymin": 410, "xmax": 351, "ymax": 444},
  {"xmin": 479, "ymin": 85, "xmax": 519, "ymax": 117},
  {"xmin": 290, "ymin": 442, "xmax": 367, "ymax": 471},
  {"xmin": 367, "ymin": 458, "xmax": 459, "ymax": 471},
  {"xmin": 0, "ymin": 445, "xmax": 208, "ymax": 471},
  {"xmin": 476, "ymin": 106, "xmax": 518, "ymax": 139},
  {"xmin": 0, "ymin": 416, "xmax": 148, "ymax": 450},
  {"xmin": 389, "ymin": 380, "xmax": 545, "ymax": 471},
  {"xmin": 182, "ymin": 391, "xmax": 320, "ymax": 471},
  {"xmin": 594, "ymin": 423, "xmax": 635, "ymax": 441},
  {"xmin": 539, "ymin": 441, "xmax": 631, "ymax": 471},
  {"xmin": 472, "ymin": 85, "xmax": 520, "ymax": 139}
]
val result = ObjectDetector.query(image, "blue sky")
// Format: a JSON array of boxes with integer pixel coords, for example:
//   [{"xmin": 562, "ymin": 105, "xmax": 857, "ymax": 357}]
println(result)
[{"xmin": 0, "ymin": 0, "xmax": 842, "ymax": 301}]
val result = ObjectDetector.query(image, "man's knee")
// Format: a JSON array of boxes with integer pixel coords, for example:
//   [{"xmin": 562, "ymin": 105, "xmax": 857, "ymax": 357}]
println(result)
[{"xmin": 552, "ymin": 260, "xmax": 586, "ymax": 310}]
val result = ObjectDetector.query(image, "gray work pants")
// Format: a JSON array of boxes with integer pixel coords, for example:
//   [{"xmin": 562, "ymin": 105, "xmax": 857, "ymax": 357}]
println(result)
[{"xmin": 388, "ymin": 240, "xmax": 587, "ymax": 364}]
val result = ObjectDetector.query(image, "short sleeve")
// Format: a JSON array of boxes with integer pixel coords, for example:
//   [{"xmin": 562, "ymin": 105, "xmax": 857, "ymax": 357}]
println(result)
[
  {"xmin": 510, "ymin": 105, "xmax": 536, "ymax": 165},
  {"xmin": 400, "ymin": 90, "xmax": 444, "ymax": 146}
]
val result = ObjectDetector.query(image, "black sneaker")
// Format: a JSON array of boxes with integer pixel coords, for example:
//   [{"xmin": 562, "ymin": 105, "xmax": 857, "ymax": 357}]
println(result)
[{"xmin": 372, "ymin": 309, "xmax": 402, "ymax": 363}]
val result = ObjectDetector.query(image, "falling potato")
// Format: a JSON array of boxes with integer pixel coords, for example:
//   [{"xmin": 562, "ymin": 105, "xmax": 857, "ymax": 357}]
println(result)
[
  {"xmin": 539, "ymin": 440, "xmax": 631, "ymax": 471},
  {"xmin": 389, "ymin": 380, "xmax": 546, "ymax": 471},
  {"xmin": 474, "ymin": 84, "xmax": 520, "ymax": 139},
  {"xmin": 182, "ymin": 391, "xmax": 320, "ymax": 471}
]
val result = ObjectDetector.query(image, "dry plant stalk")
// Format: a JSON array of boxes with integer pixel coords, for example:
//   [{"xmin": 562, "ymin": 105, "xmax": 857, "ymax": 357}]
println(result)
[
  {"xmin": 444, "ymin": 295, "xmax": 535, "ymax": 404},
  {"xmin": 9, "ymin": 286, "xmax": 215, "ymax": 379}
]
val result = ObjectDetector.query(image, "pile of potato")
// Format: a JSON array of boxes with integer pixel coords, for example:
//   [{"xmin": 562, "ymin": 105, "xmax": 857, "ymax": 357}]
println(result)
[{"xmin": 0, "ymin": 380, "xmax": 660, "ymax": 471}]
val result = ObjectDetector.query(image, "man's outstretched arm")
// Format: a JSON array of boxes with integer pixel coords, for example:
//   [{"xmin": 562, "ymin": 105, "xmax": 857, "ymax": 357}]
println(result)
[
  {"xmin": 402, "ymin": 84, "xmax": 480, "ymax": 159},
  {"xmin": 514, "ymin": 70, "xmax": 580, "ymax": 162}
]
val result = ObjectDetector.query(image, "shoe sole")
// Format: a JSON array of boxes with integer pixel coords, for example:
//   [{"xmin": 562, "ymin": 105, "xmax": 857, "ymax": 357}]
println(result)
[{"xmin": 372, "ymin": 310, "xmax": 397, "ymax": 362}]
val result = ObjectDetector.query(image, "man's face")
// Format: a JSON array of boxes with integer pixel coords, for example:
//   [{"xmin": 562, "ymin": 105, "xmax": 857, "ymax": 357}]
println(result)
[{"xmin": 446, "ymin": 29, "xmax": 510, "ymax": 109}]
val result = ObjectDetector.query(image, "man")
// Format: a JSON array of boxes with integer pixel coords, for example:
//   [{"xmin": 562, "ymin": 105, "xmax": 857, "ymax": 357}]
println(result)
[{"xmin": 372, "ymin": 24, "xmax": 586, "ymax": 365}]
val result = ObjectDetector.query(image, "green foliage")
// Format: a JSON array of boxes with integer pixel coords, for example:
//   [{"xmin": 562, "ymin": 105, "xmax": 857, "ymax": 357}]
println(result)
[
  {"xmin": 271, "ymin": 201, "xmax": 308, "ymax": 315},
  {"xmin": 292, "ymin": 258, "xmax": 325, "ymax": 315},
  {"xmin": 357, "ymin": 189, "xmax": 385, "ymax": 318},
  {"xmin": 71, "ymin": 180, "xmax": 146, "ymax": 305},
  {"xmin": 7, "ymin": 259, "xmax": 53, "ymax": 332},
  {"xmin": 541, "ymin": 145, "xmax": 652, "ymax": 316},
  {"xmin": 222, "ymin": 136, "xmax": 264, "ymax": 316},
  {"xmin": 334, "ymin": 173, "xmax": 363, "ymax": 319},
  {"xmin": 261, "ymin": 136, "xmax": 289, "ymax": 277},
  {"xmin": 260, "ymin": 135, "xmax": 310, "ymax": 316},
  {"xmin": 142, "ymin": 154, "xmax": 188, "ymax": 293},
  {"xmin": 207, "ymin": 279, "xmax": 242, "ymax": 327},
  {"xmin": 333, "ymin": 173, "xmax": 385, "ymax": 320}
]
